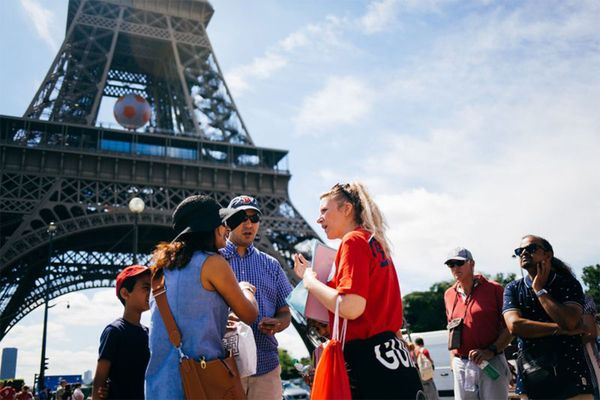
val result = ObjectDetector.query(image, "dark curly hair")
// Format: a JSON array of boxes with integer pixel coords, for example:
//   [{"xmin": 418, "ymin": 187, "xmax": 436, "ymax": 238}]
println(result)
[{"xmin": 522, "ymin": 234, "xmax": 574, "ymax": 278}]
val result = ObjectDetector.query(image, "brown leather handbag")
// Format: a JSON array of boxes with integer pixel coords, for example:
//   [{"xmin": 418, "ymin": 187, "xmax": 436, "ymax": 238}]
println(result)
[{"xmin": 151, "ymin": 268, "xmax": 246, "ymax": 400}]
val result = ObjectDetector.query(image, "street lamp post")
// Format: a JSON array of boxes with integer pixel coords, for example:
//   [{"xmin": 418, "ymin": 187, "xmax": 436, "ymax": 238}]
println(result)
[
  {"xmin": 38, "ymin": 221, "xmax": 57, "ymax": 394},
  {"xmin": 128, "ymin": 197, "xmax": 145, "ymax": 264}
]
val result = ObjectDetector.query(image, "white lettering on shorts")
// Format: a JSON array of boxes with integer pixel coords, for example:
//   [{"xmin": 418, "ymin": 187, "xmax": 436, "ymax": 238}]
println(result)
[{"xmin": 374, "ymin": 337, "xmax": 415, "ymax": 370}]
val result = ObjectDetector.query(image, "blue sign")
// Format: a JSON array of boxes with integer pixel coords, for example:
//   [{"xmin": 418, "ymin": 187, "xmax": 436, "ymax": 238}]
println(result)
[{"xmin": 44, "ymin": 375, "xmax": 82, "ymax": 390}]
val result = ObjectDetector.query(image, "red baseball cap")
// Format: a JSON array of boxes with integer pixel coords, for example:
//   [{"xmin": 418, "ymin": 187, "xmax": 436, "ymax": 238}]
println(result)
[{"xmin": 115, "ymin": 265, "xmax": 149, "ymax": 297}]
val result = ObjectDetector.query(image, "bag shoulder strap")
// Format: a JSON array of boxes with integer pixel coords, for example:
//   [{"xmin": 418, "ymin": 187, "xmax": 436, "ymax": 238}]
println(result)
[
  {"xmin": 332, "ymin": 296, "xmax": 348, "ymax": 346},
  {"xmin": 151, "ymin": 268, "xmax": 182, "ymax": 348}
]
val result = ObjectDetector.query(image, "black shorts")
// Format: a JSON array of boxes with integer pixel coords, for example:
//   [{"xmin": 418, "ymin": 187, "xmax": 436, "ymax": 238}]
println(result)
[{"xmin": 344, "ymin": 331, "xmax": 425, "ymax": 399}]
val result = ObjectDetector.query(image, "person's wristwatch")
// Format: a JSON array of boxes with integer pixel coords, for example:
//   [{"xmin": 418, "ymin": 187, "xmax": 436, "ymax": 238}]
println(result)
[
  {"xmin": 535, "ymin": 288, "xmax": 548, "ymax": 297},
  {"xmin": 487, "ymin": 343, "xmax": 499, "ymax": 355}
]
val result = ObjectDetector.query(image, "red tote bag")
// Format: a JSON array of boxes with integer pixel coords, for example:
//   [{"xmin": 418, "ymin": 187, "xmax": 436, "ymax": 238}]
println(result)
[{"xmin": 311, "ymin": 297, "xmax": 352, "ymax": 400}]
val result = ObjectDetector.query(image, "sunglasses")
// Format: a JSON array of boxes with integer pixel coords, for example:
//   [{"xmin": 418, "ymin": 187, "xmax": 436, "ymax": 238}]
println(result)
[
  {"xmin": 241, "ymin": 213, "xmax": 260, "ymax": 224},
  {"xmin": 446, "ymin": 260, "xmax": 466, "ymax": 268},
  {"xmin": 514, "ymin": 243, "xmax": 543, "ymax": 257}
]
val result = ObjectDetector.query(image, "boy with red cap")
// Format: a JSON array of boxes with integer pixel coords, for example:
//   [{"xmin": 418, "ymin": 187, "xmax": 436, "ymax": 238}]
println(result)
[{"xmin": 92, "ymin": 265, "xmax": 151, "ymax": 400}]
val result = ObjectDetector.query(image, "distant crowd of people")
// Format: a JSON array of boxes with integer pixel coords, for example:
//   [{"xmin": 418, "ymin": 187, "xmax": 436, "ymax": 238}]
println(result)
[
  {"xmin": 24, "ymin": 181, "xmax": 597, "ymax": 400},
  {"xmin": 0, "ymin": 382, "xmax": 33, "ymax": 400},
  {"xmin": 0, "ymin": 380, "xmax": 84, "ymax": 400}
]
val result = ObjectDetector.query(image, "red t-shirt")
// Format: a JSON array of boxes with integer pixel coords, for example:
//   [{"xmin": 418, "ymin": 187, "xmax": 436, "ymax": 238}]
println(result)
[
  {"xmin": 444, "ymin": 275, "xmax": 505, "ymax": 357},
  {"xmin": 327, "ymin": 227, "xmax": 403, "ymax": 342}
]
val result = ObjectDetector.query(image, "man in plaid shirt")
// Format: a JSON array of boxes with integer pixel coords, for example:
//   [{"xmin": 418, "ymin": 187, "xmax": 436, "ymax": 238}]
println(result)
[{"xmin": 221, "ymin": 195, "xmax": 293, "ymax": 400}]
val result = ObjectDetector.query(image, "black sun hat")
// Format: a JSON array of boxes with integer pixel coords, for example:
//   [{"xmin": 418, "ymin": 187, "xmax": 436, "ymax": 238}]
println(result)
[{"xmin": 172, "ymin": 195, "xmax": 238, "ymax": 242}]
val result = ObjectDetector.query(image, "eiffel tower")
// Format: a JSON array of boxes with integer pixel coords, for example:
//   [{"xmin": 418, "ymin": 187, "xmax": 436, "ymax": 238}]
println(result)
[{"xmin": 0, "ymin": 0, "xmax": 319, "ymax": 346}]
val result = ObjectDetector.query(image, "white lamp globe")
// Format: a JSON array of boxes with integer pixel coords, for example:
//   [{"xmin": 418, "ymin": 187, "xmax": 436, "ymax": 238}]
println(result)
[{"xmin": 128, "ymin": 197, "xmax": 145, "ymax": 214}]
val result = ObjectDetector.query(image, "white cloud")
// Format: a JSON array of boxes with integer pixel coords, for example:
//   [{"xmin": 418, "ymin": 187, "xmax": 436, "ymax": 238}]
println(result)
[
  {"xmin": 376, "ymin": 188, "xmax": 469, "ymax": 292},
  {"xmin": 329, "ymin": 0, "xmax": 600, "ymax": 293},
  {"xmin": 226, "ymin": 52, "xmax": 288, "ymax": 94},
  {"xmin": 360, "ymin": 0, "xmax": 400, "ymax": 34},
  {"xmin": 364, "ymin": 98, "xmax": 600, "ymax": 292},
  {"xmin": 279, "ymin": 31, "xmax": 309, "ymax": 52},
  {"xmin": 224, "ymin": 0, "xmax": 456, "ymax": 96},
  {"xmin": 229, "ymin": 0, "xmax": 460, "ymax": 95},
  {"xmin": 371, "ymin": 127, "xmax": 600, "ymax": 292},
  {"xmin": 224, "ymin": 15, "xmax": 351, "ymax": 96},
  {"xmin": 292, "ymin": 76, "xmax": 374, "ymax": 134},
  {"xmin": 358, "ymin": 0, "xmax": 452, "ymax": 34},
  {"xmin": 275, "ymin": 325, "xmax": 309, "ymax": 361},
  {"xmin": 304, "ymin": 16, "xmax": 350, "ymax": 50},
  {"xmin": 316, "ymin": 169, "xmax": 341, "ymax": 182},
  {"xmin": 20, "ymin": 0, "xmax": 59, "ymax": 51},
  {"xmin": 52, "ymin": 291, "xmax": 124, "ymax": 327}
]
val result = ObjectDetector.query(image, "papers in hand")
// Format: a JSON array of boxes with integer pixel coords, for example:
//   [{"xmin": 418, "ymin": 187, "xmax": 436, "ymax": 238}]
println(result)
[{"xmin": 286, "ymin": 241, "xmax": 336, "ymax": 323}]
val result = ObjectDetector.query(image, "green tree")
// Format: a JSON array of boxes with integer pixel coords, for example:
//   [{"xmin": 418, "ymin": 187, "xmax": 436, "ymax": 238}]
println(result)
[
  {"xmin": 403, "ymin": 280, "xmax": 453, "ymax": 332},
  {"xmin": 298, "ymin": 357, "xmax": 311, "ymax": 366},
  {"xmin": 278, "ymin": 349, "xmax": 299, "ymax": 379},
  {"xmin": 488, "ymin": 272, "xmax": 517, "ymax": 286},
  {"xmin": 582, "ymin": 264, "xmax": 600, "ymax": 306}
]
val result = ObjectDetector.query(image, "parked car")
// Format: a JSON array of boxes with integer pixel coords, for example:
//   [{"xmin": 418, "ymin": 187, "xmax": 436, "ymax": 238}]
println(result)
[
  {"xmin": 282, "ymin": 380, "xmax": 310, "ymax": 400},
  {"xmin": 288, "ymin": 377, "xmax": 311, "ymax": 392}
]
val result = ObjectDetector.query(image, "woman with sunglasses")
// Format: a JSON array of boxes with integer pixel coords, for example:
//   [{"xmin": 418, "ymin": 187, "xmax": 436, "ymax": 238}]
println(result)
[{"xmin": 294, "ymin": 182, "xmax": 423, "ymax": 399}]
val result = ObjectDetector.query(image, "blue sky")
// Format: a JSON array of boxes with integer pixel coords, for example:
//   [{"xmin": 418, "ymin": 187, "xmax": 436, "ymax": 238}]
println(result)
[{"xmin": 1, "ymin": 0, "xmax": 600, "ymax": 386}]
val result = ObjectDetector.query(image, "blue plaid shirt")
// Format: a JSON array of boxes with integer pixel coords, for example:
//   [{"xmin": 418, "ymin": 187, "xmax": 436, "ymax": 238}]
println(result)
[{"xmin": 220, "ymin": 240, "xmax": 293, "ymax": 375}]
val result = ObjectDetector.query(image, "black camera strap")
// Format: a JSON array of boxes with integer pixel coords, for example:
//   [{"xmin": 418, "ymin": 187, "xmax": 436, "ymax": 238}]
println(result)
[{"xmin": 449, "ymin": 278, "xmax": 479, "ymax": 321}]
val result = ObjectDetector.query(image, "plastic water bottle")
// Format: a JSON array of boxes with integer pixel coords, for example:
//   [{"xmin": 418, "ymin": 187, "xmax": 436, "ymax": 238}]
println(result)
[
  {"xmin": 464, "ymin": 361, "xmax": 478, "ymax": 392},
  {"xmin": 478, "ymin": 360, "xmax": 499, "ymax": 380}
]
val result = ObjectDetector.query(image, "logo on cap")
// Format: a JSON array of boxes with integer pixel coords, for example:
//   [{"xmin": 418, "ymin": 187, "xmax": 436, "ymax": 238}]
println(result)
[{"xmin": 228, "ymin": 195, "xmax": 261, "ymax": 214}]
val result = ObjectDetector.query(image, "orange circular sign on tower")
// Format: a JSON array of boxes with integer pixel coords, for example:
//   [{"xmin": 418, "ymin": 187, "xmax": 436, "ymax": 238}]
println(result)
[{"xmin": 113, "ymin": 94, "xmax": 152, "ymax": 130}]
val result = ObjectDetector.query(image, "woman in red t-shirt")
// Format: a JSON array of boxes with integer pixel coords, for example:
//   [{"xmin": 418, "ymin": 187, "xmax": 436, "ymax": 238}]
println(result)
[{"xmin": 294, "ymin": 182, "xmax": 424, "ymax": 399}]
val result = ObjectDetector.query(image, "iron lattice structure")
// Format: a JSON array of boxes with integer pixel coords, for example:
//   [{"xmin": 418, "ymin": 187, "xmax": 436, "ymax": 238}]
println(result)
[{"xmin": 0, "ymin": 0, "xmax": 320, "ymax": 345}]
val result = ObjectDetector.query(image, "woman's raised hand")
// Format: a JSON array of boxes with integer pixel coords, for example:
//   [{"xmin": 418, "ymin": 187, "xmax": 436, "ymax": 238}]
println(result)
[
  {"xmin": 294, "ymin": 253, "xmax": 318, "ymax": 289},
  {"xmin": 293, "ymin": 253, "xmax": 308, "ymax": 279}
]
